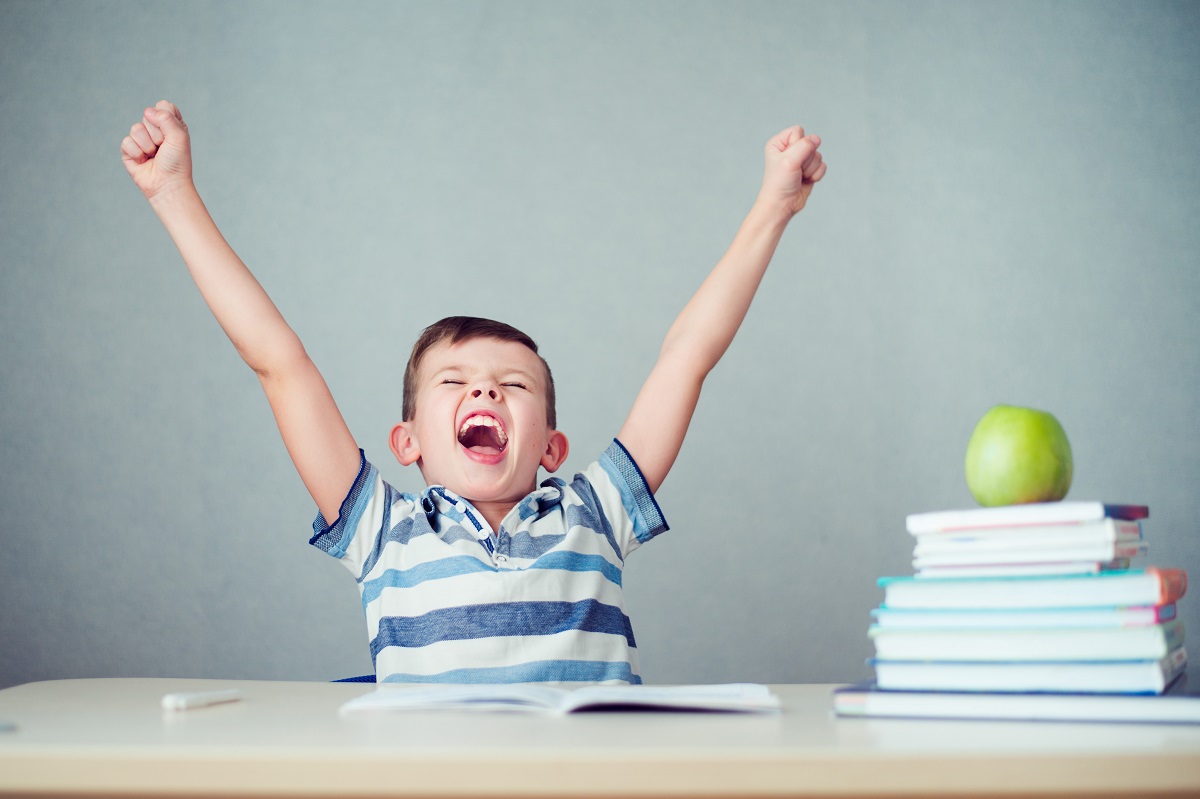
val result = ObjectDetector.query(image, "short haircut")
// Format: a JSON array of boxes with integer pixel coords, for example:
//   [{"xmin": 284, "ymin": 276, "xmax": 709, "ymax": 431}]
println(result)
[{"xmin": 402, "ymin": 316, "xmax": 557, "ymax": 428}]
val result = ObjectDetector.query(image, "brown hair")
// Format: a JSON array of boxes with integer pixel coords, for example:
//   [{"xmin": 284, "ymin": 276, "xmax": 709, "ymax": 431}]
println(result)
[{"xmin": 402, "ymin": 316, "xmax": 557, "ymax": 428}]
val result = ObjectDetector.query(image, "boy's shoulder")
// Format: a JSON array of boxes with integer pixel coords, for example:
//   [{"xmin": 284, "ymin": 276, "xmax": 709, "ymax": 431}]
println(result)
[{"xmin": 314, "ymin": 441, "xmax": 666, "ymax": 566}]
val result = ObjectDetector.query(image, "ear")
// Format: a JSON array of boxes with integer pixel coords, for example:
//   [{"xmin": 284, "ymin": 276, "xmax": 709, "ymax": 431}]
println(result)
[
  {"xmin": 540, "ymin": 429, "xmax": 569, "ymax": 473},
  {"xmin": 389, "ymin": 422, "xmax": 422, "ymax": 466}
]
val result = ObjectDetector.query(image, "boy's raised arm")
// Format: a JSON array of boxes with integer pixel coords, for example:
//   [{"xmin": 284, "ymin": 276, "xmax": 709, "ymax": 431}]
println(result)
[
  {"xmin": 618, "ymin": 126, "xmax": 826, "ymax": 493},
  {"xmin": 121, "ymin": 102, "xmax": 362, "ymax": 523}
]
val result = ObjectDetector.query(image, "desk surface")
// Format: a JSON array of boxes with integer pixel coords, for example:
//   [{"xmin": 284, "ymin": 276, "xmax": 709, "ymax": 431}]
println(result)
[{"xmin": 2, "ymin": 678, "xmax": 1199, "ymax": 798}]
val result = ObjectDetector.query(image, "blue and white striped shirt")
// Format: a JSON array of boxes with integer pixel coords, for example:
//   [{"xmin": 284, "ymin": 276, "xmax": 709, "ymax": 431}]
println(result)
[{"xmin": 310, "ymin": 439, "xmax": 668, "ymax": 684}]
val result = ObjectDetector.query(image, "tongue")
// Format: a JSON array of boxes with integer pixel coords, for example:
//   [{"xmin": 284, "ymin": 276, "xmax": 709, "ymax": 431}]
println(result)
[{"xmin": 460, "ymin": 425, "xmax": 504, "ymax": 454}]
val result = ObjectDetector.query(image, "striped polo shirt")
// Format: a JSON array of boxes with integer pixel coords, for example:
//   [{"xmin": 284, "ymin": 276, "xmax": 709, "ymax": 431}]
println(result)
[{"xmin": 310, "ymin": 439, "xmax": 668, "ymax": 684}]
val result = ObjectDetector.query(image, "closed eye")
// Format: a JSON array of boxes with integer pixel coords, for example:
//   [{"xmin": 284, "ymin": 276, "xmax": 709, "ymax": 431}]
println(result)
[
  {"xmin": 441, "ymin": 379, "xmax": 465, "ymax": 385},
  {"xmin": 502, "ymin": 382, "xmax": 528, "ymax": 390}
]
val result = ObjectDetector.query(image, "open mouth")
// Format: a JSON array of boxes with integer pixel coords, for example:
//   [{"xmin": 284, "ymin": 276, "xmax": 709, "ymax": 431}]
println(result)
[{"xmin": 457, "ymin": 414, "xmax": 509, "ymax": 456}]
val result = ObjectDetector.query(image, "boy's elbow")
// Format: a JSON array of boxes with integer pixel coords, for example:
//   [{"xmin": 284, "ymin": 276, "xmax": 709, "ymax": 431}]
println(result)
[
  {"xmin": 657, "ymin": 336, "xmax": 719, "ymax": 383},
  {"xmin": 240, "ymin": 334, "xmax": 311, "ymax": 382},
  {"xmin": 650, "ymin": 347, "xmax": 709, "ymax": 394}
]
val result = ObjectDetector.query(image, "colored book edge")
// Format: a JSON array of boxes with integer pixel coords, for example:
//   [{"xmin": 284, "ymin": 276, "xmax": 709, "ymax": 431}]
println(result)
[
  {"xmin": 870, "ymin": 602, "xmax": 1178, "ymax": 627},
  {"xmin": 877, "ymin": 566, "xmax": 1186, "ymax": 592}
]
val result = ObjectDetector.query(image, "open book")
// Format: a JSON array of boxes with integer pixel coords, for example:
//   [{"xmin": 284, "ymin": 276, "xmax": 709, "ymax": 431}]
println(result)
[{"xmin": 340, "ymin": 683, "xmax": 781, "ymax": 715}]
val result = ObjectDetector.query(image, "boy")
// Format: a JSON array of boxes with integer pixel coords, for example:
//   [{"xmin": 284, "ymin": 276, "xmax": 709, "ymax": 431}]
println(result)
[{"xmin": 120, "ymin": 101, "xmax": 826, "ymax": 684}]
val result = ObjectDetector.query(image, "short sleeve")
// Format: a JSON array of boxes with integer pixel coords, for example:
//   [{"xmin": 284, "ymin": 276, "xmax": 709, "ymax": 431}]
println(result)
[
  {"xmin": 577, "ymin": 438, "xmax": 669, "ymax": 558},
  {"xmin": 309, "ymin": 450, "xmax": 414, "ymax": 579}
]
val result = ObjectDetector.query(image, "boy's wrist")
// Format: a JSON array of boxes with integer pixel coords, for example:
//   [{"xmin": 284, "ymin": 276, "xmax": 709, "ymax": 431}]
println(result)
[
  {"xmin": 749, "ymin": 193, "xmax": 799, "ymax": 229},
  {"xmin": 146, "ymin": 178, "xmax": 201, "ymax": 215}
]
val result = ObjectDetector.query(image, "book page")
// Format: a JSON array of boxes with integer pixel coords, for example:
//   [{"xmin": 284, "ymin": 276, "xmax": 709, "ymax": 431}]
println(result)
[
  {"xmin": 340, "ymin": 684, "xmax": 569, "ymax": 713},
  {"xmin": 340, "ymin": 683, "xmax": 781, "ymax": 714},
  {"xmin": 563, "ymin": 683, "xmax": 781, "ymax": 713}
]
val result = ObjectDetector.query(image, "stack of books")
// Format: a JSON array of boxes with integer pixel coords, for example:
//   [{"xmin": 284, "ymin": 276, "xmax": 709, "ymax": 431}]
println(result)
[{"xmin": 835, "ymin": 501, "xmax": 1200, "ymax": 723}]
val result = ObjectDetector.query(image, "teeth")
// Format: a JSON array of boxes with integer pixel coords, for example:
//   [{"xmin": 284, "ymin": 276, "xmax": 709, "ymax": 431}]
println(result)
[{"xmin": 458, "ymin": 415, "xmax": 508, "ymax": 445}]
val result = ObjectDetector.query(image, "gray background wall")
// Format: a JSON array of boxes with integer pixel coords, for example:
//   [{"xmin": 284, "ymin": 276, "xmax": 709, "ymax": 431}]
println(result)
[{"xmin": 2, "ymin": 1, "xmax": 1197, "ymax": 689}]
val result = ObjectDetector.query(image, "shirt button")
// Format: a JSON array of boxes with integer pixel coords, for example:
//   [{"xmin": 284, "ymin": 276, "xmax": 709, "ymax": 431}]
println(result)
[{"xmin": 495, "ymin": 554, "xmax": 508, "ymax": 564}]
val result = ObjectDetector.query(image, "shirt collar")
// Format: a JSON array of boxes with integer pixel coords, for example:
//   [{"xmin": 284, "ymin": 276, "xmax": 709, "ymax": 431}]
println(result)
[{"xmin": 420, "ymin": 478, "xmax": 566, "ymax": 530}]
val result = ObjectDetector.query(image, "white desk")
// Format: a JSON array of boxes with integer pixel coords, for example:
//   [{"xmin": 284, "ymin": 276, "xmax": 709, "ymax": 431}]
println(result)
[{"xmin": 1, "ymin": 678, "xmax": 1199, "ymax": 797}]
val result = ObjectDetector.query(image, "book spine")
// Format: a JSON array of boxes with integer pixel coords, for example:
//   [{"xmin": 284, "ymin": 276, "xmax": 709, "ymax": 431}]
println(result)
[
  {"xmin": 1160, "ymin": 645, "xmax": 1189, "ymax": 686},
  {"xmin": 1150, "ymin": 568, "xmax": 1189, "ymax": 604}
]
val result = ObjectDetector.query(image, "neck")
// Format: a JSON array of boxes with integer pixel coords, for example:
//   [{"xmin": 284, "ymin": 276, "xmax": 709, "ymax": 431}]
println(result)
[{"xmin": 470, "ymin": 498, "xmax": 519, "ymax": 534}]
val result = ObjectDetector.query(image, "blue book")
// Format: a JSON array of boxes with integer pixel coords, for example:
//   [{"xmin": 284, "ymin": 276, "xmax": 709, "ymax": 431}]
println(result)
[
  {"xmin": 869, "ymin": 618, "xmax": 1184, "ymax": 662},
  {"xmin": 871, "ymin": 603, "xmax": 1178, "ymax": 630},
  {"xmin": 878, "ymin": 568, "xmax": 1187, "ymax": 610},
  {"xmin": 834, "ymin": 671, "xmax": 1200, "ymax": 724},
  {"xmin": 869, "ymin": 646, "xmax": 1188, "ymax": 694}
]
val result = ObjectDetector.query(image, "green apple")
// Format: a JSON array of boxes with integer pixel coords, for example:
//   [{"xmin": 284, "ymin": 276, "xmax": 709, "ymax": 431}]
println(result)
[{"xmin": 964, "ymin": 404, "xmax": 1073, "ymax": 506}]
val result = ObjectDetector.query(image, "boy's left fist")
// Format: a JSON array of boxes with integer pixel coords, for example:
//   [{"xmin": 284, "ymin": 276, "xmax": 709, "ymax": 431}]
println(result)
[{"xmin": 760, "ymin": 126, "xmax": 826, "ymax": 216}]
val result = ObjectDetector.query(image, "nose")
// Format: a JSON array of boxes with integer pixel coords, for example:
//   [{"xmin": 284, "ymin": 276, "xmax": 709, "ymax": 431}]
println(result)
[{"xmin": 471, "ymin": 387, "xmax": 499, "ymax": 400}]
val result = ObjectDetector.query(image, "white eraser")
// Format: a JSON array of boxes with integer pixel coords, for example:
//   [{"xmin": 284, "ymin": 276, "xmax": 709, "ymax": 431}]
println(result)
[{"xmin": 161, "ymin": 688, "xmax": 243, "ymax": 711}]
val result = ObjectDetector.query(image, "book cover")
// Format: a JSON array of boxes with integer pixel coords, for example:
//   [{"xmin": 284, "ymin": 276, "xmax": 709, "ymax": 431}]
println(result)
[
  {"xmin": 914, "ymin": 559, "xmax": 1131, "ymax": 579},
  {"xmin": 871, "ymin": 603, "xmax": 1177, "ymax": 630},
  {"xmin": 906, "ymin": 502, "xmax": 1149, "ymax": 535},
  {"xmin": 911, "ymin": 519, "xmax": 1143, "ymax": 552},
  {"xmin": 833, "ymin": 674, "xmax": 1200, "ymax": 724},
  {"xmin": 879, "ymin": 567, "xmax": 1188, "ymax": 610},
  {"xmin": 338, "ymin": 683, "xmax": 782, "ymax": 715},
  {"xmin": 868, "ymin": 618, "xmax": 1184, "ymax": 661},
  {"xmin": 871, "ymin": 645, "xmax": 1188, "ymax": 694},
  {"xmin": 912, "ymin": 541, "xmax": 1148, "ymax": 569}
]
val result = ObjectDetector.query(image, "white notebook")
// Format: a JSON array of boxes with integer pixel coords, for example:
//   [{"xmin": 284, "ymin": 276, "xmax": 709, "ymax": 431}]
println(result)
[{"xmin": 340, "ymin": 683, "xmax": 781, "ymax": 715}]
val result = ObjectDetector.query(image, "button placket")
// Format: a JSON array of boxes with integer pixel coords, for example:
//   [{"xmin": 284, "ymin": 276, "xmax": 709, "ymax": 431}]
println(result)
[
  {"xmin": 431, "ymin": 487, "xmax": 494, "ymax": 556},
  {"xmin": 493, "ymin": 529, "xmax": 512, "ymax": 567}
]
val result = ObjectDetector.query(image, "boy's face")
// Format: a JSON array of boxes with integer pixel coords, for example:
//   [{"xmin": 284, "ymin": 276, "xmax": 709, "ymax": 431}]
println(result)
[{"xmin": 390, "ymin": 337, "xmax": 568, "ymax": 505}]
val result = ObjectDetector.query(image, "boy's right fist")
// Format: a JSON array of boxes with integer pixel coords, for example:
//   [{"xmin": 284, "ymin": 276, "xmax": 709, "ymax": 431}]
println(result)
[{"xmin": 120, "ymin": 101, "xmax": 192, "ymax": 200}]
